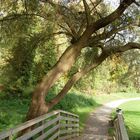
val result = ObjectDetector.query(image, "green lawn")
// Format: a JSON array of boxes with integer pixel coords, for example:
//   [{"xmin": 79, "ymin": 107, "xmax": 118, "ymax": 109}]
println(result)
[{"xmin": 119, "ymin": 100, "xmax": 140, "ymax": 140}]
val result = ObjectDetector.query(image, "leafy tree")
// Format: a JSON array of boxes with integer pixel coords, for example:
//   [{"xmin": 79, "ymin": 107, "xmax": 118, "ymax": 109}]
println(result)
[
  {"xmin": 0, "ymin": 0, "xmax": 140, "ymax": 128},
  {"xmin": 120, "ymin": 49, "xmax": 140, "ymax": 92}
]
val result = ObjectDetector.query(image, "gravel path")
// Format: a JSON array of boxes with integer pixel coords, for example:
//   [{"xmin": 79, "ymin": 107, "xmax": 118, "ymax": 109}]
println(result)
[{"xmin": 76, "ymin": 98, "xmax": 140, "ymax": 140}]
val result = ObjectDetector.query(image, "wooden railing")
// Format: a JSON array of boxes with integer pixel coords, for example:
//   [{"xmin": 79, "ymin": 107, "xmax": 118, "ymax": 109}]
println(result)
[
  {"xmin": 113, "ymin": 109, "xmax": 129, "ymax": 140},
  {"xmin": 0, "ymin": 110, "xmax": 79, "ymax": 140}
]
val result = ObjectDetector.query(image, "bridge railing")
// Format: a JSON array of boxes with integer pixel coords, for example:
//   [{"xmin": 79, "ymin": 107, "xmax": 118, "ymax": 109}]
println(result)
[
  {"xmin": 113, "ymin": 109, "xmax": 129, "ymax": 140},
  {"xmin": 0, "ymin": 110, "xmax": 79, "ymax": 140}
]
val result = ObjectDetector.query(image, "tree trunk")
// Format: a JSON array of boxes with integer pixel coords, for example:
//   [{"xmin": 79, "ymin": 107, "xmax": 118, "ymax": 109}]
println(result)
[
  {"xmin": 47, "ymin": 53, "xmax": 108, "ymax": 110},
  {"xmin": 26, "ymin": 42, "xmax": 85, "ymax": 120}
]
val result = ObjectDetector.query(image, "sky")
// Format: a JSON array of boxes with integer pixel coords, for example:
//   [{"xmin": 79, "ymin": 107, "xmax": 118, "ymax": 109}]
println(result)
[{"xmin": 104, "ymin": 0, "xmax": 119, "ymax": 9}]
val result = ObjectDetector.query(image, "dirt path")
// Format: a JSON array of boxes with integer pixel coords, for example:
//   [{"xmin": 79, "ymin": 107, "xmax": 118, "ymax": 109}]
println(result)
[{"xmin": 76, "ymin": 98, "xmax": 140, "ymax": 140}]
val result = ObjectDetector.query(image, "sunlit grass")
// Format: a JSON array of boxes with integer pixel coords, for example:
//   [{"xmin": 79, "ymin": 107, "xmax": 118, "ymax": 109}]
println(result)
[
  {"xmin": 93, "ymin": 92, "xmax": 140, "ymax": 104},
  {"xmin": 73, "ymin": 106, "xmax": 99, "ymax": 131},
  {"xmin": 0, "ymin": 99, "xmax": 29, "ymax": 131},
  {"xmin": 119, "ymin": 100, "xmax": 140, "ymax": 140}
]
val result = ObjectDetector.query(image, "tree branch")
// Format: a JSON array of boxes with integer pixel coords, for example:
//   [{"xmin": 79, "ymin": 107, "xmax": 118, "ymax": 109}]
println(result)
[
  {"xmin": 47, "ymin": 53, "xmax": 108, "ymax": 109},
  {"xmin": 88, "ymin": 25, "xmax": 129, "ymax": 46},
  {"xmin": 47, "ymin": 42, "xmax": 140, "ymax": 109},
  {"xmin": 45, "ymin": 0, "xmax": 78, "ymax": 39},
  {"xmin": 105, "ymin": 42, "xmax": 140, "ymax": 54},
  {"xmin": 82, "ymin": 0, "xmax": 91, "ymax": 26},
  {"xmin": 134, "ymin": 0, "xmax": 140, "ymax": 6},
  {"xmin": 0, "ymin": 13, "xmax": 49, "ymax": 22},
  {"xmin": 80, "ymin": 0, "xmax": 135, "ymax": 43}
]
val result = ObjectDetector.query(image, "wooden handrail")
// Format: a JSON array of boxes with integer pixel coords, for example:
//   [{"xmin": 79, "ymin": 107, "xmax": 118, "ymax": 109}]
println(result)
[
  {"xmin": 113, "ymin": 109, "xmax": 129, "ymax": 140},
  {"xmin": 0, "ymin": 110, "xmax": 79, "ymax": 140}
]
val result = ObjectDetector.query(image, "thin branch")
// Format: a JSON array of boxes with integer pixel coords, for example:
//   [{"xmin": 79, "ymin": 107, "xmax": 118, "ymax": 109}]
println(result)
[
  {"xmin": 77, "ymin": 20, "xmax": 87, "ymax": 35},
  {"xmin": 0, "ymin": 13, "xmax": 49, "ymax": 22},
  {"xmin": 82, "ymin": 0, "xmax": 91, "ymax": 26},
  {"xmin": 43, "ymin": 0, "xmax": 78, "ymax": 39},
  {"xmin": 105, "ymin": 33, "xmax": 116, "ymax": 43},
  {"xmin": 58, "ymin": 24, "xmax": 73, "ymax": 37},
  {"xmin": 81, "ymin": 0, "xmax": 135, "ymax": 41},
  {"xmin": 89, "ymin": 24, "xmax": 130, "ymax": 46},
  {"xmin": 134, "ymin": 0, "xmax": 140, "ymax": 6},
  {"xmin": 117, "ymin": 32, "xmax": 126, "ymax": 43},
  {"xmin": 89, "ymin": 0, "xmax": 103, "ymax": 16},
  {"xmin": 53, "ymin": 31, "xmax": 72, "ymax": 37},
  {"xmin": 105, "ymin": 42, "xmax": 140, "ymax": 54}
]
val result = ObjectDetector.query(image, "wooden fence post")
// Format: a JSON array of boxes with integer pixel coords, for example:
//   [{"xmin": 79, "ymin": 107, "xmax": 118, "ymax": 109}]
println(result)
[
  {"xmin": 113, "ymin": 109, "xmax": 129, "ymax": 140},
  {"xmin": 57, "ymin": 111, "xmax": 61, "ymax": 140}
]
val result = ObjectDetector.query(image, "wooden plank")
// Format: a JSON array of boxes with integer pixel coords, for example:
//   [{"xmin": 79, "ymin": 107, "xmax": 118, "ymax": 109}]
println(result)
[
  {"xmin": 117, "ymin": 119, "xmax": 121, "ymax": 140},
  {"xmin": 56, "ymin": 112, "xmax": 61, "ymax": 139},
  {"xmin": 59, "ymin": 129, "xmax": 78, "ymax": 135},
  {"xmin": 35, "ymin": 124, "xmax": 60, "ymax": 140},
  {"xmin": 58, "ymin": 133, "xmax": 78, "ymax": 140},
  {"xmin": 16, "ymin": 116, "xmax": 61, "ymax": 140},
  {"xmin": 59, "ymin": 110, "xmax": 79, "ymax": 118},
  {"xmin": 60, "ymin": 117, "xmax": 79, "ymax": 122},
  {"xmin": 114, "ymin": 119, "xmax": 120, "ymax": 140},
  {"xmin": 117, "ymin": 114, "xmax": 129, "ymax": 140},
  {"xmin": 0, "ymin": 110, "xmax": 60, "ymax": 139},
  {"xmin": 60, "ymin": 123, "xmax": 79, "ymax": 128},
  {"xmin": 48, "ymin": 131, "xmax": 59, "ymax": 140}
]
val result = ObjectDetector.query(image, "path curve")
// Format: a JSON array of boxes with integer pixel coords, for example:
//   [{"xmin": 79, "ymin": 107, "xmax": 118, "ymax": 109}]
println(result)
[{"xmin": 77, "ymin": 97, "xmax": 140, "ymax": 140}]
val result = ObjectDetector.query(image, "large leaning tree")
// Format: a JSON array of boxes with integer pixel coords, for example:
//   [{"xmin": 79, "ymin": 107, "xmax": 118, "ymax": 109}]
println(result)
[{"xmin": 0, "ymin": 0, "xmax": 140, "ymax": 121}]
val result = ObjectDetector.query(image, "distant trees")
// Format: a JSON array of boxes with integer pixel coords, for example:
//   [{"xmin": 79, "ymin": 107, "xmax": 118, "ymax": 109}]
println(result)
[
  {"xmin": 120, "ymin": 49, "xmax": 140, "ymax": 92},
  {"xmin": 0, "ymin": 0, "xmax": 140, "ymax": 123}
]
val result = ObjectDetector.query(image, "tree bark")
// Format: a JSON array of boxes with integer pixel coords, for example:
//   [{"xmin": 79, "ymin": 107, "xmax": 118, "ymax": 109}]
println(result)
[
  {"xmin": 26, "ymin": 42, "xmax": 85, "ymax": 120},
  {"xmin": 47, "ymin": 53, "xmax": 108, "ymax": 109}
]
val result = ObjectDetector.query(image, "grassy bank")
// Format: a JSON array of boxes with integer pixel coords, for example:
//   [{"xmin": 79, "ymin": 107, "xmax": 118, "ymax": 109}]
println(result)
[
  {"xmin": 0, "ymin": 92, "xmax": 99, "ymax": 131},
  {"xmin": 119, "ymin": 100, "xmax": 140, "ymax": 140},
  {"xmin": 0, "ymin": 92, "xmax": 140, "ymax": 132}
]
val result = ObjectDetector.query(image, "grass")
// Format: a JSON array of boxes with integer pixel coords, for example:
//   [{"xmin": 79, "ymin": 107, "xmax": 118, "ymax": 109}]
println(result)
[
  {"xmin": 0, "ymin": 92, "xmax": 139, "ymax": 133},
  {"xmin": 72, "ymin": 105, "xmax": 99, "ymax": 130},
  {"xmin": 93, "ymin": 92, "xmax": 140, "ymax": 104},
  {"xmin": 119, "ymin": 100, "xmax": 140, "ymax": 140},
  {"xmin": 0, "ymin": 92, "xmax": 100, "ymax": 132},
  {"xmin": 0, "ymin": 99, "xmax": 29, "ymax": 131}
]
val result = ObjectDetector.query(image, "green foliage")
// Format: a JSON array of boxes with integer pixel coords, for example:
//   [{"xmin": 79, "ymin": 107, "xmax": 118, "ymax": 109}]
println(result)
[
  {"xmin": 0, "ymin": 0, "xmax": 58, "ymax": 98},
  {"xmin": 54, "ymin": 93, "xmax": 96, "ymax": 111},
  {"xmin": 33, "ymin": 40, "xmax": 56, "ymax": 82},
  {"xmin": 1, "ymin": 31, "xmax": 52, "ymax": 97},
  {"xmin": 0, "ymin": 91, "xmax": 98, "ymax": 131},
  {"xmin": 0, "ymin": 98, "xmax": 29, "ymax": 131}
]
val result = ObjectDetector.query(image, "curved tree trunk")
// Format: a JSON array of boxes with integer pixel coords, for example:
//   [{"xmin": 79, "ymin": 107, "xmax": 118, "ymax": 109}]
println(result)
[
  {"xmin": 47, "ymin": 53, "xmax": 108, "ymax": 110},
  {"xmin": 26, "ymin": 42, "xmax": 84, "ymax": 120}
]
